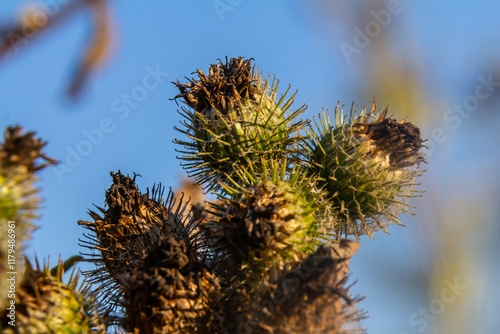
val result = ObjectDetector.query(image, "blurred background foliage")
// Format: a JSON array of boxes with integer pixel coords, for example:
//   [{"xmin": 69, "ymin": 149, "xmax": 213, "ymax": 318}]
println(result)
[{"xmin": 1, "ymin": 0, "xmax": 499, "ymax": 333}]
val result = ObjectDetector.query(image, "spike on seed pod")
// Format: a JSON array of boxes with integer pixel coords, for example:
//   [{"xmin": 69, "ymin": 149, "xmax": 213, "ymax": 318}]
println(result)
[{"xmin": 304, "ymin": 100, "xmax": 426, "ymax": 239}]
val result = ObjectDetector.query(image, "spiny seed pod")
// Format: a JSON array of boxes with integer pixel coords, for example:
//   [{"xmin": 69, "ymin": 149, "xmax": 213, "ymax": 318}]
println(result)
[
  {"xmin": 236, "ymin": 242, "xmax": 366, "ymax": 334},
  {"xmin": 0, "ymin": 126, "xmax": 57, "ymax": 173},
  {"xmin": 0, "ymin": 126, "xmax": 57, "ymax": 310},
  {"xmin": 207, "ymin": 159, "xmax": 336, "ymax": 282},
  {"xmin": 173, "ymin": 56, "xmax": 306, "ymax": 193},
  {"xmin": 304, "ymin": 101, "xmax": 426, "ymax": 239},
  {"xmin": 124, "ymin": 235, "xmax": 220, "ymax": 334},
  {"xmin": 0, "ymin": 125, "xmax": 57, "ymax": 227},
  {"xmin": 0, "ymin": 257, "xmax": 106, "ymax": 334},
  {"xmin": 78, "ymin": 171, "xmax": 205, "ymax": 318}
]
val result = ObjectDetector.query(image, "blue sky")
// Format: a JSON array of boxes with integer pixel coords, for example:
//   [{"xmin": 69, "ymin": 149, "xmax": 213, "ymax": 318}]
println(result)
[{"xmin": 1, "ymin": 1, "xmax": 499, "ymax": 333}]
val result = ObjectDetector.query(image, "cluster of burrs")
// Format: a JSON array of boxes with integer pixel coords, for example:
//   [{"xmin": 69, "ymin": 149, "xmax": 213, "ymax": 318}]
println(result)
[
  {"xmin": 1, "ymin": 56, "xmax": 426, "ymax": 333},
  {"xmin": 74, "ymin": 57, "xmax": 425, "ymax": 333}
]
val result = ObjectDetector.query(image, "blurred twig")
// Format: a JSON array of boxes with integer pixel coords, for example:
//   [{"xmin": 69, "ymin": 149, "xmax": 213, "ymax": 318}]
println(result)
[
  {"xmin": 68, "ymin": 0, "xmax": 113, "ymax": 97},
  {"xmin": 0, "ymin": 0, "xmax": 90, "ymax": 60},
  {"xmin": 0, "ymin": 0, "xmax": 113, "ymax": 98}
]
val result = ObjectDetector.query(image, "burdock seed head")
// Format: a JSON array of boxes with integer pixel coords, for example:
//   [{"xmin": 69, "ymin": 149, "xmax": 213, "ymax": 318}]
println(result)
[
  {"xmin": 304, "ymin": 100, "xmax": 426, "ymax": 239},
  {"xmin": 0, "ymin": 257, "xmax": 106, "ymax": 334},
  {"xmin": 0, "ymin": 125, "xmax": 57, "ymax": 222},
  {"xmin": 78, "ymin": 171, "xmax": 204, "ymax": 318},
  {"xmin": 239, "ymin": 242, "xmax": 366, "ymax": 334},
  {"xmin": 0, "ymin": 126, "xmax": 57, "ymax": 311},
  {"xmin": 206, "ymin": 160, "xmax": 336, "ymax": 279},
  {"xmin": 173, "ymin": 56, "xmax": 306, "ymax": 193},
  {"xmin": 215, "ymin": 183, "xmax": 312, "ymax": 263},
  {"xmin": 0, "ymin": 126, "xmax": 57, "ymax": 173},
  {"xmin": 123, "ymin": 235, "xmax": 220, "ymax": 334}
]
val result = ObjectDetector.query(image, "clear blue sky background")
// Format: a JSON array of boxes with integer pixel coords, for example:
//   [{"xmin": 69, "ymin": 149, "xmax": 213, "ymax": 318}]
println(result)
[{"xmin": 1, "ymin": 1, "xmax": 499, "ymax": 333}]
